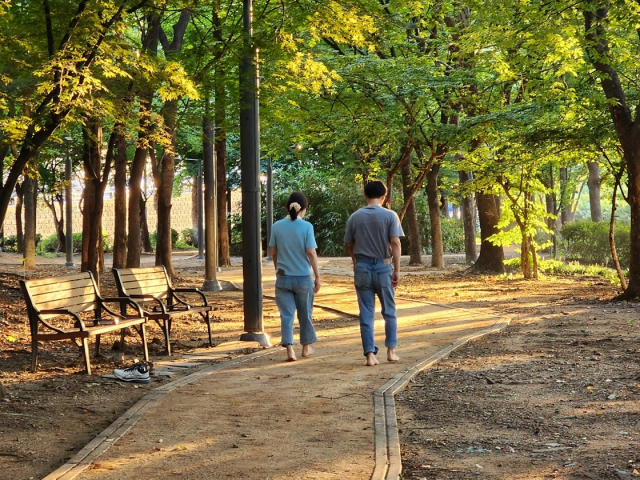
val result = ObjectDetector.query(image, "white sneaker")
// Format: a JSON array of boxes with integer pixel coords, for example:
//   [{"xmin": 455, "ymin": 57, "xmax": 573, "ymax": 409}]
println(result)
[{"xmin": 113, "ymin": 363, "xmax": 150, "ymax": 384}]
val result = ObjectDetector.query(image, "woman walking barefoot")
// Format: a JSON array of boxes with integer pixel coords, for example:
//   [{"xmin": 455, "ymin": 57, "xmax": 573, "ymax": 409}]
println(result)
[{"xmin": 269, "ymin": 192, "xmax": 321, "ymax": 361}]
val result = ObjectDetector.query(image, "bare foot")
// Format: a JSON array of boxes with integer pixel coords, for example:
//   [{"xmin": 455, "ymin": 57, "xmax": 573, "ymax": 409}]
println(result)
[
  {"xmin": 286, "ymin": 345, "xmax": 297, "ymax": 362},
  {"xmin": 302, "ymin": 344, "xmax": 315, "ymax": 357},
  {"xmin": 365, "ymin": 352, "xmax": 379, "ymax": 366},
  {"xmin": 387, "ymin": 348, "xmax": 399, "ymax": 363}
]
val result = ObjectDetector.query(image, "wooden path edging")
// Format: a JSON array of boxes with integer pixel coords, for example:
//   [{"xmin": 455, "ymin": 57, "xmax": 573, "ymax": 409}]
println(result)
[{"xmin": 370, "ymin": 306, "xmax": 510, "ymax": 480}]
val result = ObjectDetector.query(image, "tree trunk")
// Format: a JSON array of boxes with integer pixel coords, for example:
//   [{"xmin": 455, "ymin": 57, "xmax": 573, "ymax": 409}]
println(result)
[
  {"xmin": 583, "ymin": 6, "xmax": 640, "ymax": 298},
  {"xmin": 127, "ymin": 16, "xmax": 159, "ymax": 268},
  {"xmin": 22, "ymin": 172, "xmax": 37, "ymax": 270},
  {"xmin": 609, "ymin": 175, "xmax": 627, "ymax": 289},
  {"xmin": 191, "ymin": 173, "xmax": 199, "ymax": 247},
  {"xmin": 623, "ymin": 144, "xmax": 640, "ymax": 298},
  {"xmin": 112, "ymin": 132, "xmax": 127, "ymax": 269},
  {"xmin": 440, "ymin": 195, "xmax": 449, "ymax": 218},
  {"xmin": 215, "ymin": 74, "xmax": 231, "ymax": 267},
  {"xmin": 458, "ymin": 170, "xmax": 477, "ymax": 264},
  {"xmin": 471, "ymin": 192, "xmax": 505, "ymax": 273},
  {"xmin": 544, "ymin": 164, "xmax": 558, "ymax": 259},
  {"xmin": 521, "ymin": 231, "xmax": 531, "ymax": 279},
  {"xmin": 587, "ymin": 161, "xmax": 603, "ymax": 222},
  {"xmin": 0, "ymin": 144, "xmax": 5, "ymax": 250},
  {"xmin": 559, "ymin": 167, "xmax": 575, "ymax": 224},
  {"xmin": 126, "ymin": 141, "xmax": 146, "ymax": 267},
  {"xmin": 141, "ymin": 195, "xmax": 153, "ymax": 253},
  {"xmin": 80, "ymin": 119, "xmax": 106, "ymax": 282},
  {"xmin": 426, "ymin": 164, "xmax": 444, "ymax": 268},
  {"xmin": 154, "ymin": 102, "xmax": 178, "ymax": 278},
  {"xmin": 45, "ymin": 198, "xmax": 65, "ymax": 252},
  {"xmin": 152, "ymin": 10, "xmax": 191, "ymax": 279},
  {"xmin": 401, "ymin": 154, "xmax": 422, "ymax": 264},
  {"xmin": 15, "ymin": 183, "xmax": 24, "ymax": 254}
]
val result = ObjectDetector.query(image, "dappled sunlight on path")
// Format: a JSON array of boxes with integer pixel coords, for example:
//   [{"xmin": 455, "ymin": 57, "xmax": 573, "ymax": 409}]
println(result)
[{"xmin": 55, "ymin": 258, "xmax": 504, "ymax": 480}]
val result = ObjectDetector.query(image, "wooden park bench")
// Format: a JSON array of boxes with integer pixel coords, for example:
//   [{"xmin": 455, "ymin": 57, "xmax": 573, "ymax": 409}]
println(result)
[
  {"xmin": 112, "ymin": 266, "xmax": 213, "ymax": 356},
  {"xmin": 20, "ymin": 272, "xmax": 149, "ymax": 375}
]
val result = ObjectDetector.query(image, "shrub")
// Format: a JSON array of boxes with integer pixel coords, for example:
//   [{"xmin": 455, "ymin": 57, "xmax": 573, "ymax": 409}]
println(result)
[
  {"xmin": 3, "ymin": 235, "xmax": 17, "ymax": 252},
  {"xmin": 559, "ymin": 220, "xmax": 630, "ymax": 268},
  {"xmin": 150, "ymin": 229, "xmax": 180, "ymax": 248},
  {"xmin": 37, "ymin": 233, "xmax": 61, "ymax": 254},
  {"xmin": 440, "ymin": 218, "xmax": 465, "ymax": 254},
  {"xmin": 182, "ymin": 228, "xmax": 195, "ymax": 246},
  {"xmin": 72, "ymin": 233, "xmax": 82, "ymax": 253}
]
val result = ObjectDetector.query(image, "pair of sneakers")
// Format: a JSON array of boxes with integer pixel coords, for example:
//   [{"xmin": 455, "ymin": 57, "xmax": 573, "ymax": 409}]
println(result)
[{"xmin": 113, "ymin": 362, "xmax": 152, "ymax": 384}]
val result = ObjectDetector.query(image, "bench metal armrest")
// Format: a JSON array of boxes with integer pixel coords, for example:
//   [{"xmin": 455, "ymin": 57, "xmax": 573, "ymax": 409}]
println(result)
[
  {"xmin": 38, "ymin": 309, "xmax": 86, "ymax": 330},
  {"xmin": 128, "ymin": 294, "xmax": 168, "ymax": 314},
  {"xmin": 101, "ymin": 297, "xmax": 144, "ymax": 317},
  {"xmin": 172, "ymin": 288, "xmax": 209, "ymax": 307}
]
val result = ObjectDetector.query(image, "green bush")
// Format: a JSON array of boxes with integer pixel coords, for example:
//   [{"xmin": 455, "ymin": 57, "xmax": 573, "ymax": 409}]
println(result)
[
  {"xmin": 37, "ymin": 233, "xmax": 61, "ymax": 254},
  {"xmin": 559, "ymin": 220, "xmax": 630, "ymax": 268},
  {"xmin": 3, "ymin": 235, "xmax": 17, "ymax": 252},
  {"xmin": 182, "ymin": 228, "xmax": 195, "ymax": 246},
  {"xmin": 440, "ymin": 218, "xmax": 465, "ymax": 254},
  {"xmin": 72, "ymin": 232, "xmax": 82, "ymax": 253},
  {"xmin": 150, "ymin": 229, "xmax": 180, "ymax": 248}
]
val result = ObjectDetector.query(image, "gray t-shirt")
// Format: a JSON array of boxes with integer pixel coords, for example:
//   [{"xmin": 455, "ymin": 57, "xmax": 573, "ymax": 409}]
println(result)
[{"xmin": 344, "ymin": 205, "xmax": 404, "ymax": 259}]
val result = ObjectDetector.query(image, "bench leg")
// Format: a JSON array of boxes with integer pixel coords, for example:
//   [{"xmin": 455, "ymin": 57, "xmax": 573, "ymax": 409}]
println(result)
[
  {"xmin": 120, "ymin": 329, "xmax": 126, "ymax": 354},
  {"xmin": 164, "ymin": 320, "xmax": 172, "ymax": 356},
  {"xmin": 204, "ymin": 312, "xmax": 213, "ymax": 346},
  {"xmin": 95, "ymin": 334, "xmax": 101, "ymax": 357},
  {"xmin": 81, "ymin": 338, "xmax": 92, "ymax": 375},
  {"xmin": 139, "ymin": 323, "xmax": 149, "ymax": 362},
  {"xmin": 31, "ymin": 337, "xmax": 39, "ymax": 373}
]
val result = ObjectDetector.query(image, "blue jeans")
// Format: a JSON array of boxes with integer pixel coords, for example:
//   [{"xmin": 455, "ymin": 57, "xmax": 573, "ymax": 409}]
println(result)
[
  {"xmin": 354, "ymin": 258, "xmax": 397, "ymax": 356},
  {"xmin": 275, "ymin": 275, "xmax": 317, "ymax": 346}
]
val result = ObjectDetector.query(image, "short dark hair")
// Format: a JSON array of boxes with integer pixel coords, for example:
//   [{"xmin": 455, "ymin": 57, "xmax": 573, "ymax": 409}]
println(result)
[
  {"xmin": 364, "ymin": 181, "xmax": 387, "ymax": 199},
  {"xmin": 286, "ymin": 192, "xmax": 308, "ymax": 220}
]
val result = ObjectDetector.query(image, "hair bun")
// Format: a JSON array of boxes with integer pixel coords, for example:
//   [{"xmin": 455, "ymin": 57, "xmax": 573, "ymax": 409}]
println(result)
[{"xmin": 289, "ymin": 202, "xmax": 301, "ymax": 212}]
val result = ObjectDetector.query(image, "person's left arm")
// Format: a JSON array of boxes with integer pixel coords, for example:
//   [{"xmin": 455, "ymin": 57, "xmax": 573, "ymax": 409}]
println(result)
[
  {"xmin": 306, "ymin": 248, "xmax": 321, "ymax": 293},
  {"xmin": 390, "ymin": 236, "xmax": 401, "ymax": 288}
]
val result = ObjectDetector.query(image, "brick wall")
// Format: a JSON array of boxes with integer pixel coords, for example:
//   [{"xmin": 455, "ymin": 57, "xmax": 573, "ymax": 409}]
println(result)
[{"xmin": 2, "ymin": 194, "xmax": 196, "ymax": 241}]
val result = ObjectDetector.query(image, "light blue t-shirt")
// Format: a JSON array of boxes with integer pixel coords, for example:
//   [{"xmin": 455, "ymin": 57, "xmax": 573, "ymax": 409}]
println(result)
[{"xmin": 269, "ymin": 217, "xmax": 318, "ymax": 276}]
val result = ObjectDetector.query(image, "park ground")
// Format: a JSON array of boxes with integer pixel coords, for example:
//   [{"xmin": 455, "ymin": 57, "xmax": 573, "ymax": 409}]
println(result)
[{"xmin": 0, "ymin": 253, "xmax": 639, "ymax": 479}]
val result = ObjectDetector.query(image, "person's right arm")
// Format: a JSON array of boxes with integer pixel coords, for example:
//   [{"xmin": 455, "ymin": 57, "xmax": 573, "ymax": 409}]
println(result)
[
  {"xmin": 346, "ymin": 242, "xmax": 355, "ymax": 270},
  {"xmin": 270, "ymin": 247, "xmax": 277, "ymax": 271}
]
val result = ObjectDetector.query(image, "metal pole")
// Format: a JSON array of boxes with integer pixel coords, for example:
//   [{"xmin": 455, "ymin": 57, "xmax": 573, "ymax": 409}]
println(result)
[
  {"xmin": 197, "ymin": 160, "xmax": 204, "ymax": 259},
  {"xmin": 64, "ymin": 138, "xmax": 74, "ymax": 267},
  {"xmin": 202, "ymin": 119, "xmax": 221, "ymax": 292},
  {"xmin": 265, "ymin": 156, "xmax": 273, "ymax": 260},
  {"xmin": 239, "ymin": 0, "xmax": 269, "ymax": 346}
]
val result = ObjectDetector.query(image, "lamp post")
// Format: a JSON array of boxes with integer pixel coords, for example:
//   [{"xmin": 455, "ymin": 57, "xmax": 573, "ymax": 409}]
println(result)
[
  {"xmin": 239, "ymin": 0, "xmax": 270, "ymax": 347},
  {"xmin": 64, "ymin": 137, "xmax": 74, "ymax": 267}
]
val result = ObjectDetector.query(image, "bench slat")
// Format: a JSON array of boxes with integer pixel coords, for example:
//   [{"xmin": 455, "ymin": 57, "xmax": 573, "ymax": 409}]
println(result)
[
  {"xmin": 22, "ymin": 272, "xmax": 93, "ymax": 288},
  {"xmin": 40, "ymin": 302, "xmax": 100, "ymax": 320},
  {"xmin": 26, "ymin": 278, "xmax": 95, "ymax": 296},
  {"xmin": 117, "ymin": 269, "xmax": 166, "ymax": 281},
  {"xmin": 30, "ymin": 284, "xmax": 97, "ymax": 306}
]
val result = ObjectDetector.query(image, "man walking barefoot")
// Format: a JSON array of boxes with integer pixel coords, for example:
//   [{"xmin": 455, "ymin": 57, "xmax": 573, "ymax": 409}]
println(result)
[{"xmin": 344, "ymin": 181, "xmax": 403, "ymax": 366}]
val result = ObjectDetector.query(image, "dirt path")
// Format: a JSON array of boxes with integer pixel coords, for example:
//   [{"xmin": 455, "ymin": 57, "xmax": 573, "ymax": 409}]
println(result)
[
  {"xmin": 48, "ymin": 269, "xmax": 503, "ymax": 480},
  {"xmin": 4, "ymin": 253, "xmax": 633, "ymax": 480}
]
